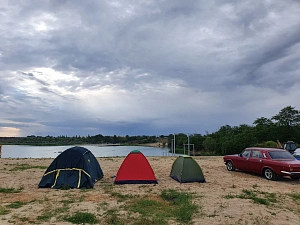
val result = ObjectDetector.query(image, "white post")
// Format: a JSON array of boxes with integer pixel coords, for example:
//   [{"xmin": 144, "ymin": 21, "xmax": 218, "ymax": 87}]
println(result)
[
  {"xmin": 171, "ymin": 139, "xmax": 173, "ymax": 156},
  {"xmin": 173, "ymin": 134, "xmax": 176, "ymax": 156},
  {"xmin": 187, "ymin": 133, "xmax": 190, "ymax": 156}
]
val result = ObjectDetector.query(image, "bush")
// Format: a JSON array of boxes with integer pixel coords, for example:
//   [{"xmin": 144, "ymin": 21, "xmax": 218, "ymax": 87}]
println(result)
[{"xmin": 257, "ymin": 141, "xmax": 277, "ymax": 148}]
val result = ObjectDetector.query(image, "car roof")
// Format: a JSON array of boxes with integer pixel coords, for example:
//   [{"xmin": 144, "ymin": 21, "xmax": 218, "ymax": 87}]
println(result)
[{"xmin": 245, "ymin": 147, "xmax": 287, "ymax": 152}]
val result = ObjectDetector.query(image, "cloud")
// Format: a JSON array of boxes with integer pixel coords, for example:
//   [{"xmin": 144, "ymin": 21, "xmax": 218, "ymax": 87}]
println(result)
[
  {"xmin": 0, "ymin": 127, "xmax": 21, "ymax": 137},
  {"xmin": 0, "ymin": 0, "xmax": 300, "ymax": 136}
]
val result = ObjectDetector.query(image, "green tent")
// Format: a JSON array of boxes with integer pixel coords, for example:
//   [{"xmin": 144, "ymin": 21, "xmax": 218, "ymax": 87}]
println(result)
[{"xmin": 170, "ymin": 155, "xmax": 206, "ymax": 183}]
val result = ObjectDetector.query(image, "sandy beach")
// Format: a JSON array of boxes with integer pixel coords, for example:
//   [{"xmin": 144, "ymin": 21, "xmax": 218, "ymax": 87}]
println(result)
[{"xmin": 0, "ymin": 156, "xmax": 299, "ymax": 225}]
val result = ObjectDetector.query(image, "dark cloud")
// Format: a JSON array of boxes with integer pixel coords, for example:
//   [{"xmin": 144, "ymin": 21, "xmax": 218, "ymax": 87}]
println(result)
[{"xmin": 0, "ymin": 0, "xmax": 300, "ymax": 136}]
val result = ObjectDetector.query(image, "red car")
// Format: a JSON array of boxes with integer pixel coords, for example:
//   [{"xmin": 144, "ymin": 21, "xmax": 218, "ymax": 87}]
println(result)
[{"xmin": 223, "ymin": 147, "xmax": 300, "ymax": 180}]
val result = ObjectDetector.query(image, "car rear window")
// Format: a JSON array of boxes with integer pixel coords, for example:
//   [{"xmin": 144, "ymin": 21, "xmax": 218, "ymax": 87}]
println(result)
[{"xmin": 268, "ymin": 151, "xmax": 295, "ymax": 160}]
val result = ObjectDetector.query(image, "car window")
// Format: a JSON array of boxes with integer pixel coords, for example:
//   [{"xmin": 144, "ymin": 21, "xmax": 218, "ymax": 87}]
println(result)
[
  {"xmin": 241, "ymin": 149, "xmax": 251, "ymax": 157},
  {"xmin": 268, "ymin": 151, "xmax": 295, "ymax": 160},
  {"xmin": 251, "ymin": 150, "xmax": 262, "ymax": 158}
]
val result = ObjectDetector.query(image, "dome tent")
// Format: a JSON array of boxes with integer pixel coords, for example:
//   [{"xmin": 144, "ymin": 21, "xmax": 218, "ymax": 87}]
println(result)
[
  {"xmin": 170, "ymin": 155, "xmax": 205, "ymax": 183},
  {"xmin": 39, "ymin": 146, "xmax": 103, "ymax": 189},
  {"xmin": 114, "ymin": 150, "xmax": 157, "ymax": 184}
]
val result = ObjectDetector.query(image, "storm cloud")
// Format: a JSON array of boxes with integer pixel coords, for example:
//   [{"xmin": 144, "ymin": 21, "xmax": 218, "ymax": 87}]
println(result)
[{"xmin": 0, "ymin": 0, "xmax": 300, "ymax": 136}]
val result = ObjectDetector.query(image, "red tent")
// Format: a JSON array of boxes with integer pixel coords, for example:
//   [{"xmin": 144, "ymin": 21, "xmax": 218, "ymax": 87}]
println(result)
[{"xmin": 114, "ymin": 150, "xmax": 158, "ymax": 184}]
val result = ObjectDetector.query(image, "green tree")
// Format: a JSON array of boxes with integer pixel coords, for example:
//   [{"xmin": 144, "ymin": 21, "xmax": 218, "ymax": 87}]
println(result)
[
  {"xmin": 253, "ymin": 117, "xmax": 274, "ymax": 126},
  {"xmin": 271, "ymin": 106, "xmax": 300, "ymax": 140},
  {"xmin": 203, "ymin": 137, "xmax": 217, "ymax": 154},
  {"xmin": 190, "ymin": 134, "xmax": 204, "ymax": 151},
  {"xmin": 253, "ymin": 117, "xmax": 275, "ymax": 142},
  {"xmin": 271, "ymin": 106, "xmax": 300, "ymax": 126}
]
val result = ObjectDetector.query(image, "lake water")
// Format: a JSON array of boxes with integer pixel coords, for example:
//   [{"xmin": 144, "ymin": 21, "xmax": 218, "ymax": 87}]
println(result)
[{"xmin": 0, "ymin": 145, "xmax": 171, "ymax": 158}]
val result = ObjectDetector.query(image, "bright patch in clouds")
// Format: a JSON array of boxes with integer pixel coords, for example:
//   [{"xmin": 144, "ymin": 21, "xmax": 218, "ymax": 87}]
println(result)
[
  {"xmin": 0, "ymin": 127, "xmax": 21, "ymax": 137},
  {"xmin": 31, "ymin": 13, "xmax": 57, "ymax": 32}
]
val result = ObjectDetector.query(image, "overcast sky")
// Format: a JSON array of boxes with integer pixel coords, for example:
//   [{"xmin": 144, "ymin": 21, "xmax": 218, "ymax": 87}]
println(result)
[{"xmin": 0, "ymin": 0, "xmax": 300, "ymax": 137}]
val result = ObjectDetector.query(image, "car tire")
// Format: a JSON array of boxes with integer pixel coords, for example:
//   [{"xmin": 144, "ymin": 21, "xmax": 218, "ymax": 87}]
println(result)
[
  {"xmin": 263, "ymin": 168, "xmax": 277, "ymax": 181},
  {"xmin": 226, "ymin": 161, "xmax": 235, "ymax": 171}
]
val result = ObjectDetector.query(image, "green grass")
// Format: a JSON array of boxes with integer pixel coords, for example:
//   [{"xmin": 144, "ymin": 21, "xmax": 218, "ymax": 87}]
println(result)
[
  {"xmin": 37, "ymin": 213, "xmax": 53, "ymax": 222},
  {"xmin": 129, "ymin": 198, "xmax": 172, "ymax": 218},
  {"xmin": 103, "ymin": 208, "xmax": 166, "ymax": 225},
  {"xmin": 161, "ymin": 189, "xmax": 198, "ymax": 223},
  {"xmin": 288, "ymin": 193, "xmax": 300, "ymax": 202},
  {"xmin": 60, "ymin": 199, "xmax": 75, "ymax": 206},
  {"xmin": 7, "ymin": 201, "xmax": 26, "ymax": 209},
  {"xmin": 111, "ymin": 192, "xmax": 135, "ymax": 200},
  {"xmin": 103, "ymin": 209, "xmax": 125, "ymax": 225},
  {"xmin": 0, "ymin": 186, "xmax": 24, "ymax": 193},
  {"xmin": 37, "ymin": 207, "xmax": 66, "ymax": 222},
  {"xmin": 223, "ymin": 189, "xmax": 277, "ymax": 206},
  {"xmin": 64, "ymin": 212, "xmax": 98, "ymax": 224},
  {"xmin": 124, "ymin": 189, "xmax": 198, "ymax": 224},
  {"xmin": 9, "ymin": 164, "xmax": 48, "ymax": 171},
  {"xmin": 101, "ymin": 182, "xmax": 114, "ymax": 194},
  {"xmin": 224, "ymin": 193, "xmax": 235, "ymax": 199},
  {"xmin": 0, "ymin": 206, "xmax": 11, "ymax": 215}
]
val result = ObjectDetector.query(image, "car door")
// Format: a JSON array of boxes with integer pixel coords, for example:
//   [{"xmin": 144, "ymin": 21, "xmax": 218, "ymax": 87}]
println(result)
[
  {"xmin": 236, "ymin": 149, "xmax": 251, "ymax": 171},
  {"xmin": 248, "ymin": 150, "xmax": 263, "ymax": 173}
]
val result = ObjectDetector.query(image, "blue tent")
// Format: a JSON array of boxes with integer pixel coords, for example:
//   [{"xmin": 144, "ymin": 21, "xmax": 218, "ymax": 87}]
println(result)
[{"xmin": 39, "ymin": 146, "xmax": 103, "ymax": 189}]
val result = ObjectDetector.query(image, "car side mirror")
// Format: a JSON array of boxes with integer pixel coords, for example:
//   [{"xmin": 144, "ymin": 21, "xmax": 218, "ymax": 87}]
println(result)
[{"xmin": 239, "ymin": 153, "xmax": 242, "ymax": 157}]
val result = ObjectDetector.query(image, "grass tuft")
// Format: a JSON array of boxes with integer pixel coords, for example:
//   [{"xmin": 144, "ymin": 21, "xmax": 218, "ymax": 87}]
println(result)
[
  {"xmin": 9, "ymin": 164, "xmax": 47, "ymax": 171},
  {"xmin": 0, "ymin": 206, "xmax": 11, "ymax": 215},
  {"xmin": 0, "ymin": 186, "xmax": 24, "ymax": 193},
  {"xmin": 288, "ymin": 193, "xmax": 300, "ymax": 202},
  {"xmin": 7, "ymin": 201, "xmax": 26, "ymax": 209},
  {"xmin": 103, "ymin": 209, "xmax": 124, "ymax": 225},
  {"xmin": 224, "ymin": 189, "xmax": 277, "ymax": 206},
  {"xmin": 64, "ymin": 212, "xmax": 98, "ymax": 224}
]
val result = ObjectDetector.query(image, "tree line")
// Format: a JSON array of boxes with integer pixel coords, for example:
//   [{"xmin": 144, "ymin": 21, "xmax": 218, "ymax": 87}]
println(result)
[
  {"xmin": 0, "ymin": 134, "xmax": 160, "ymax": 146},
  {"xmin": 168, "ymin": 106, "xmax": 300, "ymax": 155},
  {"xmin": 1, "ymin": 106, "xmax": 299, "ymax": 155}
]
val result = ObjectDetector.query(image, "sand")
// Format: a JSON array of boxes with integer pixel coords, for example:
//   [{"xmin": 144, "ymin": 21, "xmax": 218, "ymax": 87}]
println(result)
[{"xmin": 0, "ymin": 156, "xmax": 299, "ymax": 225}]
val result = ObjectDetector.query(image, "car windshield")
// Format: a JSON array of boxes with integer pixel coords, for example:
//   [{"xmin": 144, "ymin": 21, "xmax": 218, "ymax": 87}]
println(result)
[{"xmin": 268, "ymin": 151, "xmax": 295, "ymax": 160}]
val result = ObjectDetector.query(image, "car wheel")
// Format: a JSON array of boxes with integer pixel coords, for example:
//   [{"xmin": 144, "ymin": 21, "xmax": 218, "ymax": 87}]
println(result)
[
  {"xmin": 263, "ymin": 168, "xmax": 277, "ymax": 181},
  {"xmin": 226, "ymin": 161, "xmax": 235, "ymax": 171}
]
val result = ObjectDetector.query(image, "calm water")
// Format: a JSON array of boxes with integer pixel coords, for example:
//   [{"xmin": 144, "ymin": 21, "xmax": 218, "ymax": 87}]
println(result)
[{"xmin": 0, "ymin": 145, "xmax": 171, "ymax": 158}]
